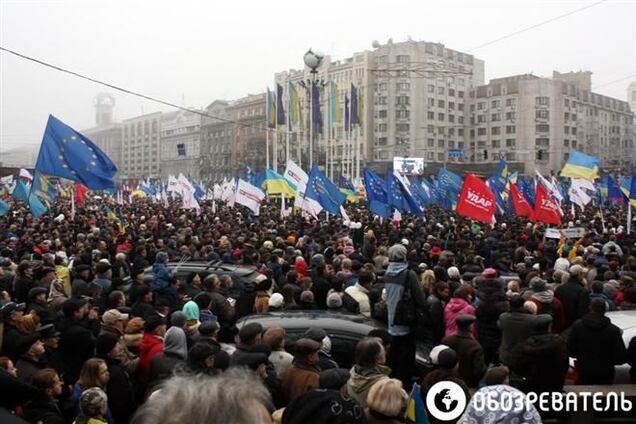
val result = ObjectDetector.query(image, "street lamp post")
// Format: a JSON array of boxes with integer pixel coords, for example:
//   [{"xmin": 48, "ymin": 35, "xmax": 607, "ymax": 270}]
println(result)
[{"xmin": 303, "ymin": 49, "xmax": 324, "ymax": 169}]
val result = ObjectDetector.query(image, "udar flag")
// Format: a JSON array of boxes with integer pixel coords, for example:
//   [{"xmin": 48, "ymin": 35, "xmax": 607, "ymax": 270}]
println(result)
[
  {"xmin": 509, "ymin": 183, "xmax": 534, "ymax": 218},
  {"xmin": 456, "ymin": 174, "xmax": 496, "ymax": 224},
  {"xmin": 534, "ymin": 183, "xmax": 562, "ymax": 225},
  {"xmin": 235, "ymin": 179, "xmax": 266, "ymax": 215}
]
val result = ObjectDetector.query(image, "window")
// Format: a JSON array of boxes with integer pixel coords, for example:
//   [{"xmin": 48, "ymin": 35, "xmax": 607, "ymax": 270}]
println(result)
[
  {"xmin": 535, "ymin": 138, "xmax": 550, "ymax": 147},
  {"xmin": 438, "ymin": 113, "xmax": 445, "ymax": 121},
  {"xmin": 396, "ymin": 110, "xmax": 410, "ymax": 119},
  {"xmin": 438, "ymin": 100, "xmax": 445, "ymax": 108},
  {"xmin": 564, "ymin": 126, "xmax": 570, "ymax": 134},
  {"xmin": 564, "ymin": 139, "xmax": 569, "ymax": 147},
  {"xmin": 458, "ymin": 91, "xmax": 464, "ymax": 98},
  {"xmin": 378, "ymin": 96, "xmax": 387, "ymax": 105},
  {"xmin": 427, "ymin": 111, "xmax": 435, "ymax": 119},
  {"xmin": 505, "ymin": 98, "xmax": 515, "ymax": 107},
  {"xmin": 379, "ymin": 151, "xmax": 389, "ymax": 160},
  {"xmin": 478, "ymin": 115, "xmax": 486, "ymax": 123},
  {"xmin": 438, "ymin": 140, "xmax": 445, "ymax": 148},
  {"xmin": 448, "ymin": 89, "xmax": 455, "ymax": 97},
  {"xmin": 427, "ymin": 138, "xmax": 434, "ymax": 147},
  {"xmin": 491, "ymin": 100, "xmax": 501, "ymax": 108},
  {"xmin": 564, "ymin": 112, "xmax": 570, "ymax": 120},
  {"xmin": 427, "ymin": 98, "xmax": 435, "ymax": 106},
  {"xmin": 491, "ymin": 127, "xmax": 501, "ymax": 135},
  {"xmin": 448, "ymin": 102, "xmax": 455, "ymax": 110},
  {"xmin": 427, "ymin": 125, "xmax": 435, "ymax": 134},
  {"xmin": 396, "ymin": 123, "xmax": 410, "ymax": 132},
  {"xmin": 505, "ymin": 125, "xmax": 515, "ymax": 134},
  {"xmin": 536, "ymin": 96, "xmax": 549, "ymax": 106},
  {"xmin": 458, "ymin": 103, "xmax": 464, "ymax": 111},
  {"xmin": 536, "ymin": 110, "xmax": 549, "ymax": 119},
  {"xmin": 491, "ymin": 113, "xmax": 501, "ymax": 122},
  {"xmin": 458, "ymin": 116, "xmax": 464, "ymax": 124},
  {"xmin": 426, "ymin": 152, "xmax": 434, "ymax": 160},
  {"xmin": 377, "ymin": 137, "xmax": 387, "ymax": 146},
  {"xmin": 506, "ymin": 112, "xmax": 516, "ymax": 121},
  {"xmin": 438, "ymin": 87, "xmax": 445, "ymax": 95},
  {"xmin": 477, "ymin": 102, "xmax": 485, "ymax": 110},
  {"xmin": 438, "ymin": 153, "xmax": 445, "ymax": 161},
  {"xmin": 536, "ymin": 150, "xmax": 549, "ymax": 161},
  {"xmin": 396, "ymin": 55, "xmax": 410, "ymax": 63},
  {"xmin": 396, "ymin": 96, "xmax": 410, "ymax": 106},
  {"xmin": 378, "ymin": 124, "xmax": 387, "ymax": 132},
  {"xmin": 428, "ymin": 85, "xmax": 435, "ymax": 93},
  {"xmin": 492, "ymin": 140, "xmax": 501, "ymax": 148},
  {"xmin": 571, "ymin": 127, "xmax": 577, "ymax": 135},
  {"xmin": 397, "ymin": 82, "xmax": 410, "ymax": 91},
  {"xmin": 458, "ymin": 129, "xmax": 464, "ymax": 137},
  {"xmin": 477, "ymin": 128, "xmax": 487, "ymax": 136},
  {"xmin": 506, "ymin": 138, "xmax": 516, "ymax": 147},
  {"xmin": 378, "ymin": 110, "xmax": 387, "ymax": 118},
  {"xmin": 378, "ymin": 83, "xmax": 387, "ymax": 91},
  {"xmin": 536, "ymin": 124, "xmax": 549, "ymax": 133},
  {"xmin": 448, "ymin": 114, "xmax": 455, "ymax": 123}
]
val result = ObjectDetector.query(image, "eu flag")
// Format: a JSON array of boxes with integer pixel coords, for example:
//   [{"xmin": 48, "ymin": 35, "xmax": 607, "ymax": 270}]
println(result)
[
  {"xmin": 305, "ymin": 165, "xmax": 346, "ymax": 215},
  {"xmin": 35, "ymin": 115, "xmax": 117, "ymax": 190},
  {"xmin": 338, "ymin": 176, "xmax": 355, "ymax": 190},
  {"xmin": 363, "ymin": 168, "xmax": 390, "ymax": 218},
  {"xmin": 410, "ymin": 177, "xmax": 432, "ymax": 206},
  {"xmin": 387, "ymin": 171, "xmax": 424, "ymax": 218}
]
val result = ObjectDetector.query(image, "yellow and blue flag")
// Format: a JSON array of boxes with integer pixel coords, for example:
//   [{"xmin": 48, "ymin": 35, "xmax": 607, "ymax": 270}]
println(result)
[
  {"xmin": 406, "ymin": 383, "xmax": 430, "ymax": 424},
  {"xmin": 265, "ymin": 169, "xmax": 296, "ymax": 196},
  {"xmin": 35, "ymin": 115, "xmax": 117, "ymax": 190},
  {"xmin": 560, "ymin": 151, "xmax": 600, "ymax": 180}
]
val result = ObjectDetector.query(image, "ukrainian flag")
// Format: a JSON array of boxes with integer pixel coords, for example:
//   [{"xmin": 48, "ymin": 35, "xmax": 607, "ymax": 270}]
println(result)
[
  {"xmin": 405, "ymin": 383, "xmax": 430, "ymax": 424},
  {"xmin": 620, "ymin": 176, "xmax": 636, "ymax": 206},
  {"xmin": 560, "ymin": 151, "xmax": 600, "ymax": 180},
  {"xmin": 264, "ymin": 169, "xmax": 296, "ymax": 197}
]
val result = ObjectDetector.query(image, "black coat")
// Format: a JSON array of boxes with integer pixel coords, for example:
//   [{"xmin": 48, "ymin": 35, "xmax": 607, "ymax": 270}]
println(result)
[
  {"xmin": 27, "ymin": 301, "xmax": 57, "ymax": 326},
  {"xmin": 21, "ymin": 399, "xmax": 65, "ymax": 424},
  {"xmin": 14, "ymin": 276, "xmax": 37, "ymax": 304},
  {"xmin": 441, "ymin": 332, "xmax": 487, "ymax": 388},
  {"xmin": 475, "ymin": 298, "xmax": 508, "ymax": 352},
  {"xmin": 425, "ymin": 294, "xmax": 446, "ymax": 347},
  {"xmin": 555, "ymin": 280, "xmax": 589, "ymax": 330},
  {"xmin": 208, "ymin": 290, "xmax": 234, "ymax": 325},
  {"xmin": 149, "ymin": 352, "xmax": 185, "ymax": 386},
  {"xmin": 103, "ymin": 357, "xmax": 136, "ymax": 424},
  {"xmin": 516, "ymin": 333, "xmax": 569, "ymax": 392},
  {"xmin": 1, "ymin": 325, "xmax": 32, "ymax": 361},
  {"xmin": 0, "ymin": 368, "xmax": 37, "ymax": 410},
  {"xmin": 310, "ymin": 274, "xmax": 331, "ymax": 310},
  {"xmin": 497, "ymin": 311, "xmax": 539, "ymax": 368},
  {"xmin": 568, "ymin": 313, "xmax": 628, "ymax": 384},
  {"xmin": 58, "ymin": 319, "xmax": 97, "ymax": 384}
]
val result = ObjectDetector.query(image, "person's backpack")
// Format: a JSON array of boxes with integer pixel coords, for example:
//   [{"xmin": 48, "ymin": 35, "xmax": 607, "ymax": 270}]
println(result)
[
  {"xmin": 393, "ymin": 270, "xmax": 419, "ymax": 326},
  {"xmin": 342, "ymin": 291, "xmax": 360, "ymax": 314}
]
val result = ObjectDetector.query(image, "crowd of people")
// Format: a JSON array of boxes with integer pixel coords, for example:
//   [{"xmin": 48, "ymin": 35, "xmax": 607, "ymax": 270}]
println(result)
[{"xmin": 0, "ymin": 195, "xmax": 635, "ymax": 423}]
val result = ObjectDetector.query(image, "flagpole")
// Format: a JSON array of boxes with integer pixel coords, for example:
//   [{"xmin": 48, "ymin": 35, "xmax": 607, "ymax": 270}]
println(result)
[
  {"xmin": 265, "ymin": 128, "xmax": 270, "ymax": 170},
  {"xmin": 286, "ymin": 81, "xmax": 290, "ymax": 168},
  {"xmin": 309, "ymin": 77, "xmax": 314, "ymax": 168}
]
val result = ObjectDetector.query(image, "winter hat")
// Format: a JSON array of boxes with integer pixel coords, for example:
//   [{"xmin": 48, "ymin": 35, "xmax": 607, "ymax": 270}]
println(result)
[
  {"xmin": 170, "ymin": 311, "xmax": 187, "ymax": 328},
  {"xmin": 96, "ymin": 333, "xmax": 119, "ymax": 357},
  {"xmin": 182, "ymin": 301, "xmax": 200, "ymax": 321},
  {"xmin": 326, "ymin": 292, "xmax": 342, "ymax": 309},
  {"xmin": 144, "ymin": 315, "xmax": 166, "ymax": 333},
  {"xmin": 164, "ymin": 326, "xmax": 188, "ymax": 360},
  {"xmin": 429, "ymin": 344, "xmax": 450, "ymax": 365},
  {"xmin": 268, "ymin": 293, "xmax": 284, "ymax": 308},
  {"xmin": 300, "ymin": 291, "xmax": 314, "ymax": 303},
  {"xmin": 388, "ymin": 244, "xmax": 407, "ymax": 262},
  {"xmin": 79, "ymin": 388, "xmax": 108, "ymax": 418},
  {"xmin": 319, "ymin": 368, "xmax": 351, "ymax": 390},
  {"xmin": 437, "ymin": 347, "xmax": 458, "ymax": 369},
  {"xmin": 482, "ymin": 268, "xmax": 498, "ymax": 278},
  {"xmin": 188, "ymin": 343, "xmax": 216, "ymax": 365},
  {"xmin": 456, "ymin": 314, "xmax": 476, "ymax": 329},
  {"xmin": 530, "ymin": 277, "xmax": 547, "ymax": 292}
]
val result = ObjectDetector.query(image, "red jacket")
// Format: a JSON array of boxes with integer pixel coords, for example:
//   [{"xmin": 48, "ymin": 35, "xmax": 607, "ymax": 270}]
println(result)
[
  {"xmin": 528, "ymin": 296, "xmax": 566, "ymax": 333},
  {"xmin": 138, "ymin": 333, "xmax": 163, "ymax": 378}
]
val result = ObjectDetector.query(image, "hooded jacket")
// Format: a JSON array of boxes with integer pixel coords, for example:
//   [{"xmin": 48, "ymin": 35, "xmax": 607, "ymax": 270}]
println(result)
[
  {"xmin": 346, "ymin": 364, "xmax": 391, "ymax": 409},
  {"xmin": 443, "ymin": 297, "xmax": 475, "ymax": 337},
  {"xmin": 516, "ymin": 332, "xmax": 569, "ymax": 392},
  {"xmin": 384, "ymin": 262, "xmax": 426, "ymax": 336},
  {"xmin": 149, "ymin": 327, "xmax": 187, "ymax": 386},
  {"xmin": 138, "ymin": 333, "xmax": 163, "ymax": 379},
  {"xmin": 567, "ymin": 312, "xmax": 628, "ymax": 384}
]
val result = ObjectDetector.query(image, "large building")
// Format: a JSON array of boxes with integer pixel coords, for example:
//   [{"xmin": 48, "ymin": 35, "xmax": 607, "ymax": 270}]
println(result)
[
  {"xmin": 275, "ymin": 39, "xmax": 485, "ymax": 178},
  {"xmin": 228, "ymin": 94, "xmax": 267, "ymax": 175},
  {"xmin": 120, "ymin": 112, "xmax": 162, "ymax": 182},
  {"xmin": 82, "ymin": 94, "xmax": 124, "ymax": 178},
  {"xmin": 468, "ymin": 71, "xmax": 634, "ymax": 174},
  {"xmin": 200, "ymin": 100, "xmax": 234, "ymax": 181},
  {"xmin": 159, "ymin": 110, "xmax": 201, "ymax": 179}
]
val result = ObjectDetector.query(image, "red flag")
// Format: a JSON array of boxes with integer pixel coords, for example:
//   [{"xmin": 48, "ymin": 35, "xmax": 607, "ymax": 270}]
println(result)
[
  {"xmin": 534, "ymin": 183, "xmax": 561, "ymax": 225},
  {"xmin": 456, "ymin": 174, "xmax": 496, "ymax": 224},
  {"xmin": 75, "ymin": 184, "xmax": 89, "ymax": 206},
  {"xmin": 509, "ymin": 183, "xmax": 534, "ymax": 218}
]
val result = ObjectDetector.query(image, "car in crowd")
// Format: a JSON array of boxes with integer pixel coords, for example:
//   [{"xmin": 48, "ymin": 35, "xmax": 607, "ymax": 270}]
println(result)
[
  {"xmin": 607, "ymin": 309, "xmax": 636, "ymax": 384},
  {"xmin": 236, "ymin": 310, "xmax": 431, "ymax": 374},
  {"xmin": 141, "ymin": 260, "xmax": 267, "ymax": 288}
]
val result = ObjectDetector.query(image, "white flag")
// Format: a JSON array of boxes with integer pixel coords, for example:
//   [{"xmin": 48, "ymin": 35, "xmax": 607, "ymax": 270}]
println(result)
[
  {"xmin": 213, "ymin": 184, "xmax": 223, "ymax": 200},
  {"xmin": 283, "ymin": 160, "xmax": 308, "ymax": 190},
  {"xmin": 167, "ymin": 175, "xmax": 180, "ymax": 194},
  {"xmin": 535, "ymin": 171, "xmax": 563, "ymax": 202},
  {"xmin": 235, "ymin": 179, "xmax": 266, "ymax": 215},
  {"xmin": 569, "ymin": 178, "xmax": 592, "ymax": 209}
]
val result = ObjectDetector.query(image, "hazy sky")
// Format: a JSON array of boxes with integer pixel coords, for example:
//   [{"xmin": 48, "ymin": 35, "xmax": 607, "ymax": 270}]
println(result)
[{"xmin": 1, "ymin": 0, "xmax": 635, "ymax": 154}]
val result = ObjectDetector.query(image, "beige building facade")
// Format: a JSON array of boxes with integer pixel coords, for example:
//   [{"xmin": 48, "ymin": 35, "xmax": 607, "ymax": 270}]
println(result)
[{"xmin": 120, "ymin": 112, "xmax": 162, "ymax": 182}]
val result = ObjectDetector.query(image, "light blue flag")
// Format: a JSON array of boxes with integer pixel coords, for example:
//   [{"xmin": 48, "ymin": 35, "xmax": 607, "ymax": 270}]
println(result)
[
  {"xmin": 305, "ymin": 165, "xmax": 346, "ymax": 215},
  {"xmin": 35, "ymin": 115, "xmax": 117, "ymax": 190},
  {"xmin": 11, "ymin": 180, "xmax": 29, "ymax": 202},
  {"xmin": 0, "ymin": 199, "xmax": 10, "ymax": 217},
  {"xmin": 28, "ymin": 193, "xmax": 47, "ymax": 218}
]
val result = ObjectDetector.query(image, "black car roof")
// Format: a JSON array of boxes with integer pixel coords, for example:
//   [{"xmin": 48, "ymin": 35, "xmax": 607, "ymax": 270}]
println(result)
[{"xmin": 236, "ymin": 310, "xmax": 386, "ymax": 337}]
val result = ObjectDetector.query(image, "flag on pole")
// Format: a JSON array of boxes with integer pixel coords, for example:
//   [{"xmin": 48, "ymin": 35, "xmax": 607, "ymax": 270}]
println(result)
[
  {"xmin": 405, "ymin": 383, "xmax": 430, "ymax": 424},
  {"xmin": 350, "ymin": 84, "xmax": 359, "ymax": 125},
  {"xmin": 535, "ymin": 171, "xmax": 563, "ymax": 202},
  {"xmin": 75, "ymin": 184, "xmax": 89, "ymax": 207},
  {"xmin": 363, "ymin": 168, "xmax": 390, "ymax": 219},
  {"xmin": 265, "ymin": 169, "xmax": 296, "ymax": 197},
  {"xmin": 456, "ymin": 174, "xmax": 497, "ymax": 224},
  {"xmin": 509, "ymin": 183, "xmax": 534, "ymax": 218},
  {"xmin": 305, "ymin": 165, "xmax": 346, "ymax": 215},
  {"xmin": 534, "ymin": 184, "xmax": 562, "ymax": 225},
  {"xmin": 235, "ymin": 179, "xmax": 266, "ymax": 215},
  {"xmin": 311, "ymin": 81, "xmax": 323, "ymax": 132},
  {"xmin": 276, "ymin": 83, "xmax": 286, "ymax": 126},
  {"xmin": 288, "ymin": 82, "xmax": 301, "ymax": 129},
  {"xmin": 266, "ymin": 88, "xmax": 276, "ymax": 129},
  {"xmin": 560, "ymin": 151, "xmax": 600, "ymax": 180}
]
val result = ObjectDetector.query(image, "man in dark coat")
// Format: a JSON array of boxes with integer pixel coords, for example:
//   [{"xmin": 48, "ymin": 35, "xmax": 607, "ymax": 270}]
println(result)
[
  {"xmin": 515, "ymin": 315, "xmax": 569, "ymax": 392},
  {"xmin": 57, "ymin": 298, "xmax": 99, "ymax": 384},
  {"xmin": 14, "ymin": 261, "xmax": 36, "ymax": 305},
  {"xmin": 424, "ymin": 281, "xmax": 450, "ymax": 348},
  {"xmin": 281, "ymin": 338, "xmax": 322, "ymax": 403},
  {"xmin": 568, "ymin": 298, "xmax": 628, "ymax": 384},
  {"xmin": 310, "ymin": 263, "xmax": 331, "ymax": 310},
  {"xmin": 442, "ymin": 314, "xmax": 487, "ymax": 388},
  {"xmin": 474, "ymin": 276, "xmax": 509, "ymax": 365},
  {"xmin": 70, "ymin": 264, "xmax": 92, "ymax": 299},
  {"xmin": 230, "ymin": 322, "xmax": 264, "ymax": 366},
  {"xmin": 555, "ymin": 270, "xmax": 590, "ymax": 330},
  {"xmin": 27, "ymin": 287, "xmax": 56, "ymax": 325},
  {"xmin": 96, "ymin": 333, "xmax": 136, "ymax": 424},
  {"xmin": 498, "ymin": 295, "xmax": 541, "ymax": 369}
]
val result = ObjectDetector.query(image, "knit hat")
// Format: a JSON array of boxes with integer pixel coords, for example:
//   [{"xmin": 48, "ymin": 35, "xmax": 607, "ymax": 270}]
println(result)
[
  {"xmin": 326, "ymin": 293, "xmax": 342, "ymax": 309},
  {"xmin": 437, "ymin": 347, "xmax": 458, "ymax": 368},
  {"xmin": 319, "ymin": 368, "xmax": 351, "ymax": 390},
  {"xmin": 429, "ymin": 344, "xmax": 450, "ymax": 365},
  {"xmin": 268, "ymin": 293, "xmax": 284, "ymax": 308},
  {"xmin": 388, "ymin": 244, "xmax": 407, "ymax": 261},
  {"xmin": 144, "ymin": 315, "xmax": 166, "ymax": 332},
  {"xmin": 170, "ymin": 311, "xmax": 187, "ymax": 328},
  {"xmin": 294, "ymin": 338, "xmax": 321, "ymax": 356},
  {"xmin": 300, "ymin": 291, "xmax": 314, "ymax": 303},
  {"xmin": 96, "ymin": 333, "xmax": 119, "ymax": 357}
]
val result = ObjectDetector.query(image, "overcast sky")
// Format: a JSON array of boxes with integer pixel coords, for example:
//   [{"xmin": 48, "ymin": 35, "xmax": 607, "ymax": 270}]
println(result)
[{"xmin": 1, "ymin": 0, "xmax": 634, "ymax": 154}]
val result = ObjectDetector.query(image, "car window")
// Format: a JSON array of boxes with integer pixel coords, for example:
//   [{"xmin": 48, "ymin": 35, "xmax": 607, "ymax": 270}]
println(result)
[{"xmin": 328, "ymin": 334, "xmax": 359, "ymax": 368}]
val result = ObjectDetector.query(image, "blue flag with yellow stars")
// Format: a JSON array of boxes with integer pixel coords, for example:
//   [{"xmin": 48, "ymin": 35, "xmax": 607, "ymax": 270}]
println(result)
[
  {"xmin": 35, "ymin": 115, "xmax": 117, "ymax": 190},
  {"xmin": 305, "ymin": 165, "xmax": 346, "ymax": 215},
  {"xmin": 363, "ymin": 168, "xmax": 390, "ymax": 219}
]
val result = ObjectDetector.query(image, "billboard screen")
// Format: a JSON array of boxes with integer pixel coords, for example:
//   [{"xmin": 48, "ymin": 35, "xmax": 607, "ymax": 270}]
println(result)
[{"xmin": 393, "ymin": 157, "xmax": 424, "ymax": 175}]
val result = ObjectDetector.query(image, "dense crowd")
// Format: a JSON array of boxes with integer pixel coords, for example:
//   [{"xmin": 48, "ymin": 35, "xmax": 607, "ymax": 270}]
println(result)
[{"xmin": 0, "ymin": 195, "xmax": 635, "ymax": 424}]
